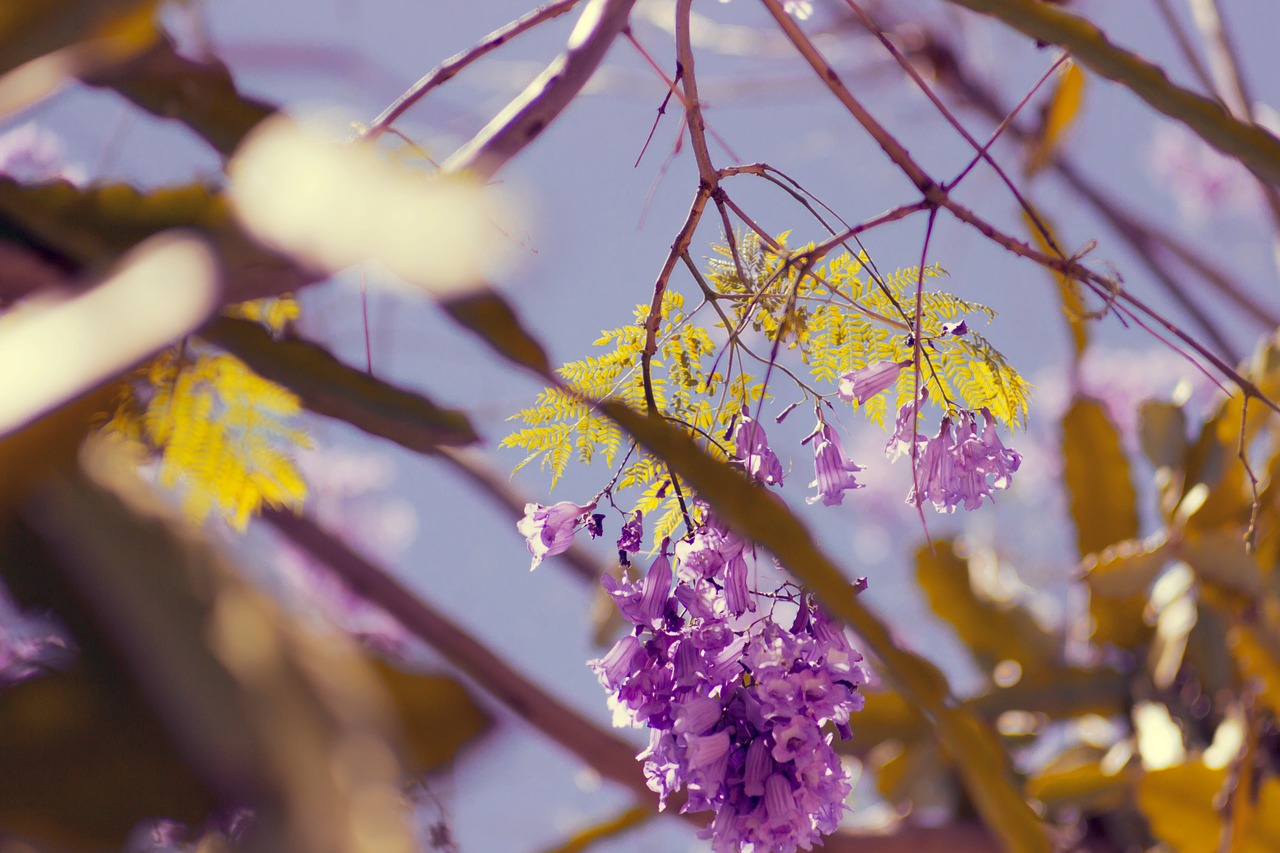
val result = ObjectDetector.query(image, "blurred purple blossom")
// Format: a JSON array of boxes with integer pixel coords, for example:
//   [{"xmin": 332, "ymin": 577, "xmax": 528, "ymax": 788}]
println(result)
[
  {"xmin": 1149, "ymin": 123, "xmax": 1261, "ymax": 224},
  {"xmin": 0, "ymin": 581, "xmax": 75, "ymax": 690},
  {"xmin": 0, "ymin": 122, "xmax": 84, "ymax": 183},
  {"xmin": 273, "ymin": 447, "xmax": 419, "ymax": 656}
]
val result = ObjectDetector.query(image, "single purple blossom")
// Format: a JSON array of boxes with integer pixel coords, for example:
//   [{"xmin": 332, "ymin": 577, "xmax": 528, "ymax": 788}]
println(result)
[
  {"xmin": 517, "ymin": 499, "xmax": 596, "ymax": 570},
  {"xmin": 884, "ymin": 387, "xmax": 928, "ymax": 461},
  {"xmin": 616, "ymin": 510, "xmax": 644, "ymax": 553},
  {"xmin": 941, "ymin": 320, "xmax": 968, "ymax": 336},
  {"xmin": 838, "ymin": 359, "xmax": 905, "ymax": 404},
  {"xmin": 732, "ymin": 410, "xmax": 784, "ymax": 486},
  {"xmin": 805, "ymin": 422, "xmax": 864, "ymax": 506}
]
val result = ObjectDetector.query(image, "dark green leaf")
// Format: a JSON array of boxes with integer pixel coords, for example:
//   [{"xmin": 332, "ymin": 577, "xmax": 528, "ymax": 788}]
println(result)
[
  {"xmin": 204, "ymin": 318, "xmax": 480, "ymax": 451},
  {"xmin": 1138, "ymin": 399, "xmax": 1187, "ymax": 473},
  {"xmin": 0, "ymin": 0, "xmax": 156, "ymax": 77},
  {"xmin": 0, "ymin": 180, "xmax": 311, "ymax": 305},
  {"xmin": 373, "ymin": 661, "xmax": 489, "ymax": 772},
  {"xmin": 442, "ymin": 289, "xmax": 554, "ymax": 379},
  {"xmin": 84, "ymin": 34, "xmax": 276, "ymax": 157}
]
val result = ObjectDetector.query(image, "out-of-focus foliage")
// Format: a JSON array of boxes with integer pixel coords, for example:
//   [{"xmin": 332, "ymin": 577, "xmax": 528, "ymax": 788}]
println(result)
[
  {"xmin": 104, "ymin": 346, "xmax": 310, "ymax": 529},
  {"xmin": 4, "ymin": 0, "xmax": 1280, "ymax": 850}
]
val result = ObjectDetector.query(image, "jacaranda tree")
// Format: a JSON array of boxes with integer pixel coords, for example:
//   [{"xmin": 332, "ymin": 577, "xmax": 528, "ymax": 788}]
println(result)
[{"xmin": 3, "ymin": 1, "xmax": 1280, "ymax": 851}]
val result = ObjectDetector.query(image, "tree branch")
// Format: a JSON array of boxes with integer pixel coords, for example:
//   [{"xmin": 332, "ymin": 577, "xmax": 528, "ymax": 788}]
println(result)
[
  {"xmin": 365, "ymin": 0, "xmax": 585, "ymax": 141},
  {"xmin": 443, "ymin": 0, "xmax": 638, "ymax": 181},
  {"xmin": 938, "ymin": 0, "xmax": 1280, "ymax": 187}
]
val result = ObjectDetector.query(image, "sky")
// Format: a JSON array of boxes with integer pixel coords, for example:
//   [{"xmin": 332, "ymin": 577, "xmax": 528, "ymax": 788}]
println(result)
[{"xmin": 5, "ymin": 0, "xmax": 1279, "ymax": 850}]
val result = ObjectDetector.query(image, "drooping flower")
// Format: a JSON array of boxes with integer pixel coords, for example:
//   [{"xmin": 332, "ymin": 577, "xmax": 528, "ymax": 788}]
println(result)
[
  {"xmin": 517, "ymin": 499, "xmax": 596, "ymax": 570},
  {"xmin": 908, "ymin": 416, "xmax": 959, "ymax": 512},
  {"xmin": 732, "ymin": 410, "xmax": 785, "ymax": 486},
  {"xmin": 805, "ymin": 422, "xmax": 864, "ymax": 506},
  {"xmin": 616, "ymin": 510, "xmax": 644, "ymax": 554},
  {"xmin": 904, "ymin": 408, "xmax": 1022, "ymax": 512},
  {"xmin": 884, "ymin": 387, "xmax": 928, "ymax": 461},
  {"xmin": 838, "ymin": 359, "xmax": 905, "ymax": 404}
]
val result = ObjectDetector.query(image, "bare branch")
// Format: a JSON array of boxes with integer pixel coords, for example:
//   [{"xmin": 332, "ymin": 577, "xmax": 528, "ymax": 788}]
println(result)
[
  {"xmin": 444, "ymin": 0, "xmax": 638, "ymax": 181},
  {"xmin": 365, "ymin": 0, "xmax": 585, "ymax": 140}
]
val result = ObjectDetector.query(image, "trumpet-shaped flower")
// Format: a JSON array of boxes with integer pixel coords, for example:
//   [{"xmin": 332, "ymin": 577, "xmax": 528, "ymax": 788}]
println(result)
[
  {"xmin": 517, "ymin": 500, "xmax": 596, "ymax": 570},
  {"xmin": 838, "ymin": 359, "xmax": 904, "ymax": 404},
  {"xmin": 732, "ymin": 410, "xmax": 784, "ymax": 486},
  {"xmin": 806, "ymin": 422, "xmax": 864, "ymax": 506}
]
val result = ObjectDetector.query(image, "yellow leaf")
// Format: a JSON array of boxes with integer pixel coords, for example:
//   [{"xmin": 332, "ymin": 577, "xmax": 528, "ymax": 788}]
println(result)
[
  {"xmin": 1026, "ymin": 60, "xmax": 1085, "ymax": 176},
  {"xmin": 1138, "ymin": 762, "xmax": 1280, "ymax": 852},
  {"xmin": 916, "ymin": 540, "xmax": 1057, "ymax": 671},
  {"xmin": 1023, "ymin": 207, "xmax": 1088, "ymax": 360},
  {"xmin": 103, "ymin": 348, "xmax": 309, "ymax": 529}
]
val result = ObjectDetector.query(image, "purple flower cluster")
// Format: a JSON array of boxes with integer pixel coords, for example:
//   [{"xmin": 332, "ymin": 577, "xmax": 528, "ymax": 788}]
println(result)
[
  {"xmin": 590, "ymin": 511, "xmax": 867, "ymax": 852},
  {"xmin": 885, "ymin": 391, "xmax": 1022, "ymax": 512}
]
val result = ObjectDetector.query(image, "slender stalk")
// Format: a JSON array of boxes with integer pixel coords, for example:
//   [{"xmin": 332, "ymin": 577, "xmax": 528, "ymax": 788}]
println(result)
[{"xmin": 366, "ymin": 0, "xmax": 585, "ymax": 140}]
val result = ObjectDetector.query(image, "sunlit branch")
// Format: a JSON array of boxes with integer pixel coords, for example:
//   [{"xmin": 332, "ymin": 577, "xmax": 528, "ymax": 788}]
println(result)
[
  {"xmin": 366, "ymin": 0, "xmax": 585, "ymax": 140},
  {"xmin": 444, "ymin": 0, "xmax": 638, "ymax": 181}
]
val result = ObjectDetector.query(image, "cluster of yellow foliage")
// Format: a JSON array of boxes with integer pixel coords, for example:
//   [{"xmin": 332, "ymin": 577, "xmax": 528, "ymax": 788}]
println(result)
[{"xmin": 102, "ymin": 298, "xmax": 309, "ymax": 529}]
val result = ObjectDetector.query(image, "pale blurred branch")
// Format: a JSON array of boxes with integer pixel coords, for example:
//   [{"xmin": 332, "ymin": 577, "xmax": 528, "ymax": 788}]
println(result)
[
  {"xmin": 366, "ymin": 0, "xmax": 585, "ymax": 140},
  {"xmin": 938, "ymin": 0, "xmax": 1280, "ymax": 186},
  {"xmin": 444, "ymin": 0, "xmax": 638, "ymax": 181}
]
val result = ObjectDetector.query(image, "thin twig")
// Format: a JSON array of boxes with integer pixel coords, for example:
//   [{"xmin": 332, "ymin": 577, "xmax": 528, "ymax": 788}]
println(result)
[
  {"xmin": 845, "ymin": 0, "xmax": 1067, "ymax": 258},
  {"xmin": 366, "ymin": 0, "xmax": 584, "ymax": 140},
  {"xmin": 265, "ymin": 509, "xmax": 689, "ymax": 813},
  {"xmin": 914, "ymin": 28, "xmax": 1279, "ymax": 331},
  {"xmin": 909, "ymin": 210, "xmax": 939, "ymax": 551},
  {"xmin": 1151, "ymin": 0, "xmax": 1219, "ymax": 98}
]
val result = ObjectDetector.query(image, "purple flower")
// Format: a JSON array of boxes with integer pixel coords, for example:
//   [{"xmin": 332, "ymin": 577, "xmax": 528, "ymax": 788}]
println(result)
[
  {"xmin": 1, "ymin": 582, "xmax": 75, "ymax": 690},
  {"xmin": 674, "ymin": 523, "xmax": 743, "ymax": 584},
  {"xmin": 0, "ymin": 123, "xmax": 81, "ymax": 183},
  {"xmin": 838, "ymin": 359, "xmax": 905, "ymax": 404},
  {"xmin": 904, "ymin": 408, "xmax": 1022, "ymax": 512},
  {"xmin": 588, "ymin": 505, "xmax": 867, "ymax": 852},
  {"xmin": 1149, "ymin": 123, "xmax": 1261, "ymax": 224},
  {"xmin": 805, "ymin": 422, "xmax": 864, "ymax": 506},
  {"xmin": 732, "ymin": 410, "xmax": 784, "ymax": 486},
  {"xmin": 941, "ymin": 320, "xmax": 968, "ymax": 337},
  {"xmin": 516, "ymin": 500, "xmax": 596, "ymax": 570},
  {"xmin": 601, "ymin": 551, "xmax": 672, "ymax": 629},
  {"xmin": 979, "ymin": 407, "xmax": 1022, "ymax": 486},
  {"xmin": 884, "ymin": 387, "xmax": 928, "ymax": 461},
  {"xmin": 616, "ymin": 510, "xmax": 644, "ymax": 553}
]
